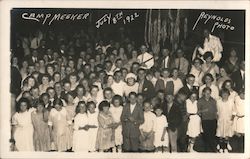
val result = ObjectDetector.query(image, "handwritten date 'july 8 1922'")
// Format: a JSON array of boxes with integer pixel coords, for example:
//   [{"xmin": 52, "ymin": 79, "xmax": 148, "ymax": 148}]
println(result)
[{"xmin": 96, "ymin": 12, "xmax": 139, "ymax": 29}]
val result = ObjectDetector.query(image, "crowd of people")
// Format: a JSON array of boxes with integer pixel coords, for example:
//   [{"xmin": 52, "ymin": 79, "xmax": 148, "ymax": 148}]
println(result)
[{"xmin": 10, "ymin": 27, "xmax": 245, "ymax": 153}]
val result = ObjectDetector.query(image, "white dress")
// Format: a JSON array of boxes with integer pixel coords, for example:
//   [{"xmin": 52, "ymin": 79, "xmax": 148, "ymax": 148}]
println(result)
[
  {"xmin": 87, "ymin": 111, "xmax": 99, "ymax": 151},
  {"xmin": 72, "ymin": 113, "xmax": 89, "ymax": 152},
  {"xmin": 186, "ymin": 99, "xmax": 201, "ymax": 138},
  {"xmin": 216, "ymin": 99, "xmax": 235, "ymax": 137},
  {"xmin": 234, "ymin": 96, "xmax": 245, "ymax": 134},
  {"xmin": 11, "ymin": 109, "xmax": 35, "ymax": 151},
  {"xmin": 153, "ymin": 115, "xmax": 169, "ymax": 147},
  {"xmin": 109, "ymin": 105, "xmax": 123, "ymax": 145}
]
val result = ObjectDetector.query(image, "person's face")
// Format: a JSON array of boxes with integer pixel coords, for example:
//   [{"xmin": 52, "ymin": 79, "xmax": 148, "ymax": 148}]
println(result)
[
  {"xmin": 115, "ymin": 60, "xmax": 123, "ymax": 68},
  {"xmin": 54, "ymin": 84, "xmax": 62, "ymax": 93},
  {"xmin": 107, "ymin": 76, "xmax": 114, "ymax": 84},
  {"xmin": 42, "ymin": 95, "xmax": 49, "ymax": 104},
  {"xmin": 187, "ymin": 77, "xmax": 195, "ymax": 86},
  {"xmin": 205, "ymin": 56, "xmax": 212, "ymax": 63},
  {"xmin": 37, "ymin": 104, "xmax": 44, "ymax": 113},
  {"xmin": 66, "ymin": 67, "xmax": 72, "ymax": 75},
  {"xmin": 178, "ymin": 94, "xmax": 187, "ymax": 102},
  {"xmin": 68, "ymin": 60, "xmax": 75, "ymax": 68},
  {"xmin": 127, "ymin": 78, "xmax": 135, "ymax": 85},
  {"xmin": 162, "ymin": 70, "xmax": 170, "ymax": 78},
  {"xmin": 42, "ymin": 77, "xmax": 49, "ymax": 85},
  {"xmin": 22, "ymin": 61, "xmax": 28, "ymax": 68},
  {"xmin": 47, "ymin": 49, "xmax": 53, "ymax": 55},
  {"xmin": 132, "ymin": 64, "xmax": 139, "ymax": 73},
  {"xmin": 220, "ymin": 68, "xmax": 227, "ymax": 77},
  {"xmin": 20, "ymin": 102, "xmax": 28, "ymax": 112},
  {"xmin": 166, "ymin": 95, "xmax": 174, "ymax": 103},
  {"xmin": 28, "ymin": 66, "xmax": 35, "ymax": 74},
  {"xmin": 222, "ymin": 92, "xmax": 229, "ymax": 100},
  {"xmin": 23, "ymin": 92, "xmax": 31, "ymax": 99},
  {"xmin": 132, "ymin": 51, "xmax": 137, "ymax": 58},
  {"xmin": 114, "ymin": 72, "xmax": 122, "ymax": 82},
  {"xmin": 54, "ymin": 74, "xmax": 61, "ymax": 82},
  {"xmin": 28, "ymin": 78, "xmax": 35, "ymax": 87},
  {"xmin": 119, "ymin": 48, "xmax": 125, "ymax": 54},
  {"xmin": 64, "ymin": 83, "xmax": 71, "ymax": 92},
  {"xmin": 77, "ymin": 88, "xmax": 84, "ymax": 96},
  {"xmin": 129, "ymin": 95, "xmax": 137, "ymax": 104},
  {"xmin": 48, "ymin": 89, "xmax": 55, "ymax": 98},
  {"xmin": 155, "ymin": 108, "xmax": 163, "ymax": 117},
  {"xmin": 157, "ymin": 93, "xmax": 165, "ymax": 101},
  {"xmin": 31, "ymin": 88, "xmax": 39, "ymax": 97},
  {"xmin": 113, "ymin": 99, "xmax": 120, "ymax": 107},
  {"xmin": 80, "ymin": 51, "xmax": 86, "ymax": 58},
  {"xmin": 176, "ymin": 50, "xmax": 183, "ymax": 58},
  {"xmin": 39, "ymin": 60, "xmax": 45, "ymax": 67},
  {"xmin": 204, "ymin": 89, "xmax": 211, "ymax": 99},
  {"xmin": 154, "ymin": 71, "xmax": 161, "ymax": 79},
  {"xmin": 69, "ymin": 75, "xmax": 77, "ymax": 84},
  {"xmin": 88, "ymin": 104, "xmax": 96, "ymax": 113},
  {"xmin": 143, "ymin": 103, "xmax": 151, "ymax": 112},
  {"xmin": 224, "ymin": 82, "xmax": 232, "ymax": 90},
  {"xmin": 203, "ymin": 29, "xmax": 210, "ymax": 38},
  {"xmin": 162, "ymin": 49, "xmax": 170, "ymax": 56},
  {"xmin": 138, "ymin": 70, "xmax": 146, "ymax": 80},
  {"xmin": 103, "ymin": 106, "xmax": 109, "ymax": 113},
  {"xmin": 204, "ymin": 76, "xmax": 212, "ymax": 84},
  {"xmin": 91, "ymin": 88, "xmax": 98, "ymax": 96},
  {"xmin": 137, "ymin": 95, "xmax": 144, "ymax": 104},
  {"xmin": 106, "ymin": 62, "xmax": 112, "ymax": 70},
  {"xmin": 79, "ymin": 104, "xmax": 86, "ymax": 114},
  {"xmin": 194, "ymin": 60, "xmax": 201, "ymax": 67},
  {"xmin": 54, "ymin": 104, "xmax": 62, "ymax": 111},
  {"xmin": 172, "ymin": 70, "xmax": 178, "ymax": 78},
  {"xmin": 140, "ymin": 45, "xmax": 147, "ymax": 53},
  {"xmin": 230, "ymin": 50, "xmax": 237, "ymax": 57},
  {"xmin": 12, "ymin": 57, "xmax": 18, "ymax": 65},
  {"xmin": 67, "ymin": 94, "xmax": 74, "ymax": 104},
  {"xmin": 104, "ymin": 91, "xmax": 112, "ymax": 99},
  {"xmin": 90, "ymin": 59, "xmax": 95, "ymax": 65},
  {"xmin": 190, "ymin": 93, "xmax": 197, "ymax": 102},
  {"xmin": 32, "ymin": 50, "xmax": 38, "ymax": 57},
  {"xmin": 47, "ymin": 67, "xmax": 54, "ymax": 75}
]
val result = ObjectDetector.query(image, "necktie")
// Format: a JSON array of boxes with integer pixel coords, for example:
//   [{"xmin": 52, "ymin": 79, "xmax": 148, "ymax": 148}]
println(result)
[{"xmin": 178, "ymin": 58, "xmax": 181, "ymax": 70}]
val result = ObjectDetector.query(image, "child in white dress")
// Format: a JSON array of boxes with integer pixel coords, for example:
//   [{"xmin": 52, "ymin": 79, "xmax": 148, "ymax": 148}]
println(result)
[
  {"xmin": 153, "ymin": 106, "xmax": 168, "ymax": 153},
  {"xmin": 87, "ymin": 101, "xmax": 99, "ymax": 152},
  {"xmin": 109, "ymin": 95, "xmax": 123, "ymax": 152},
  {"xmin": 11, "ymin": 98, "xmax": 35, "ymax": 151},
  {"xmin": 216, "ymin": 89, "xmax": 234, "ymax": 153},
  {"xmin": 186, "ymin": 92, "xmax": 201, "ymax": 152},
  {"xmin": 72, "ymin": 101, "xmax": 89, "ymax": 152}
]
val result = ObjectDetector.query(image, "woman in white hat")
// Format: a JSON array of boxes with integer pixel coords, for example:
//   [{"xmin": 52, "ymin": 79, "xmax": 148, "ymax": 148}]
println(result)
[{"xmin": 124, "ymin": 73, "xmax": 139, "ymax": 97}]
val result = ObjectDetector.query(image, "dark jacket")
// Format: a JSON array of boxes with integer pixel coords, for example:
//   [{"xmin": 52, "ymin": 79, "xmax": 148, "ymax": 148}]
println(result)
[
  {"xmin": 121, "ymin": 103, "xmax": 144, "ymax": 138},
  {"xmin": 155, "ymin": 79, "xmax": 174, "ymax": 95},
  {"xmin": 231, "ymin": 70, "xmax": 244, "ymax": 92},
  {"xmin": 141, "ymin": 79, "xmax": 156, "ymax": 99},
  {"xmin": 164, "ymin": 101, "xmax": 183, "ymax": 131}
]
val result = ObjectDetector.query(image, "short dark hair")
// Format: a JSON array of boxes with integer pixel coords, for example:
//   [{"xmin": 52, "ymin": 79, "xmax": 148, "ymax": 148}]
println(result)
[
  {"xmin": 16, "ymin": 97, "xmax": 31, "ymax": 112},
  {"xmin": 87, "ymin": 101, "xmax": 96, "ymax": 109},
  {"xmin": 202, "ymin": 87, "xmax": 212, "ymax": 93},
  {"xmin": 203, "ymin": 51, "xmax": 214, "ymax": 60},
  {"xmin": 53, "ymin": 98, "xmax": 63, "ymax": 106},
  {"xmin": 111, "ymin": 95, "xmax": 123, "ymax": 106},
  {"xmin": 98, "ymin": 100, "xmax": 110, "ymax": 111},
  {"xmin": 75, "ymin": 101, "xmax": 87, "ymax": 114},
  {"xmin": 128, "ymin": 92, "xmax": 137, "ymax": 98}
]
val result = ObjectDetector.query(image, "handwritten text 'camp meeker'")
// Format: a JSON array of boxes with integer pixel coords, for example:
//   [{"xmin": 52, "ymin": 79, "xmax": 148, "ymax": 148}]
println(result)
[
  {"xmin": 96, "ymin": 11, "xmax": 139, "ymax": 29},
  {"xmin": 22, "ymin": 13, "xmax": 90, "ymax": 25},
  {"xmin": 192, "ymin": 11, "xmax": 235, "ymax": 32}
]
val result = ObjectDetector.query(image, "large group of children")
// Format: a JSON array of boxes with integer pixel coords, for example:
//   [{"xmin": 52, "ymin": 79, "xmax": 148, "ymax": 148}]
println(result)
[{"xmin": 10, "ymin": 28, "xmax": 245, "ymax": 153}]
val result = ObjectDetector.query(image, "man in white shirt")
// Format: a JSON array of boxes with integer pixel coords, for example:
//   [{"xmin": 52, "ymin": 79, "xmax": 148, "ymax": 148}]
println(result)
[
  {"xmin": 111, "ymin": 70, "xmax": 126, "ymax": 96},
  {"xmin": 198, "ymin": 29, "xmax": 223, "ymax": 62},
  {"xmin": 137, "ymin": 45, "xmax": 154, "ymax": 69}
]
